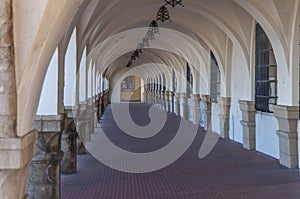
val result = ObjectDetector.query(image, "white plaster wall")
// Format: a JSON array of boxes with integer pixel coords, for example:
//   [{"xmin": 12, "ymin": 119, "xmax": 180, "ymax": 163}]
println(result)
[
  {"xmin": 64, "ymin": 29, "xmax": 76, "ymax": 106},
  {"xmin": 298, "ymin": 120, "xmax": 300, "ymax": 168},
  {"xmin": 211, "ymin": 102, "xmax": 220, "ymax": 134},
  {"xmin": 37, "ymin": 48, "xmax": 58, "ymax": 115},
  {"xmin": 228, "ymin": 44, "xmax": 251, "ymax": 143},
  {"xmin": 256, "ymin": 113, "xmax": 279, "ymax": 159}
]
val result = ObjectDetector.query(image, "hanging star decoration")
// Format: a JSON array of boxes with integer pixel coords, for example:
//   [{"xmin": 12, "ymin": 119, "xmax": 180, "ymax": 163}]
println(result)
[
  {"xmin": 125, "ymin": 1, "xmax": 184, "ymax": 67},
  {"xmin": 156, "ymin": 5, "xmax": 171, "ymax": 23},
  {"xmin": 165, "ymin": 0, "xmax": 184, "ymax": 8}
]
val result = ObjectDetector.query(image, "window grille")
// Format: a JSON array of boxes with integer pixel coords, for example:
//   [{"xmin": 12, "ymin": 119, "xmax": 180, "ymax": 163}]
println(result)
[
  {"xmin": 186, "ymin": 63, "xmax": 193, "ymax": 97},
  {"xmin": 172, "ymin": 69, "xmax": 177, "ymax": 92},
  {"xmin": 255, "ymin": 24, "xmax": 277, "ymax": 112},
  {"xmin": 121, "ymin": 76, "xmax": 135, "ymax": 92},
  {"xmin": 210, "ymin": 51, "xmax": 221, "ymax": 102},
  {"xmin": 163, "ymin": 74, "xmax": 166, "ymax": 91}
]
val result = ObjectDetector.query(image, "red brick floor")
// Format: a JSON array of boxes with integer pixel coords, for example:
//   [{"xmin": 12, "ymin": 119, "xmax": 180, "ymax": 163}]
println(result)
[{"xmin": 61, "ymin": 103, "xmax": 300, "ymax": 199}]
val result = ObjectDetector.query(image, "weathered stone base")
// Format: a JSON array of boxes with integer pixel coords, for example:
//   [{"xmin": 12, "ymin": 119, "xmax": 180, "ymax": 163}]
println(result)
[
  {"xmin": 61, "ymin": 108, "xmax": 77, "ymax": 174},
  {"xmin": 26, "ymin": 115, "xmax": 65, "ymax": 199},
  {"xmin": 202, "ymin": 95, "xmax": 211, "ymax": 131},
  {"xmin": 0, "ymin": 131, "xmax": 36, "ymax": 199},
  {"xmin": 218, "ymin": 97, "xmax": 231, "ymax": 139},
  {"xmin": 61, "ymin": 131, "xmax": 77, "ymax": 174},
  {"xmin": 239, "ymin": 100, "xmax": 256, "ymax": 150},
  {"xmin": 191, "ymin": 94, "xmax": 201, "ymax": 125},
  {"xmin": 276, "ymin": 130, "xmax": 298, "ymax": 168}
]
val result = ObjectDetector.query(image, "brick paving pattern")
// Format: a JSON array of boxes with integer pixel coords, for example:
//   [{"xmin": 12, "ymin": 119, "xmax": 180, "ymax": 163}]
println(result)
[{"xmin": 62, "ymin": 103, "xmax": 300, "ymax": 199}]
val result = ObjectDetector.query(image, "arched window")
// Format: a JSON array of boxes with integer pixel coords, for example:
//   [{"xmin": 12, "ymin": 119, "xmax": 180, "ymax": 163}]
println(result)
[
  {"xmin": 210, "ymin": 51, "xmax": 221, "ymax": 103},
  {"xmin": 172, "ymin": 69, "xmax": 177, "ymax": 92},
  {"xmin": 162, "ymin": 73, "xmax": 166, "ymax": 91},
  {"xmin": 255, "ymin": 24, "xmax": 277, "ymax": 112},
  {"xmin": 186, "ymin": 63, "xmax": 193, "ymax": 97},
  {"xmin": 121, "ymin": 76, "xmax": 134, "ymax": 92}
]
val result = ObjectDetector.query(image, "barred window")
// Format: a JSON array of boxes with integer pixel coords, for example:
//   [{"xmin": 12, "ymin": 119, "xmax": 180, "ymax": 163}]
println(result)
[
  {"xmin": 172, "ymin": 69, "xmax": 177, "ymax": 92},
  {"xmin": 255, "ymin": 24, "xmax": 277, "ymax": 112},
  {"xmin": 121, "ymin": 76, "xmax": 135, "ymax": 92},
  {"xmin": 186, "ymin": 63, "xmax": 193, "ymax": 98},
  {"xmin": 162, "ymin": 74, "xmax": 166, "ymax": 91},
  {"xmin": 210, "ymin": 51, "xmax": 221, "ymax": 103}
]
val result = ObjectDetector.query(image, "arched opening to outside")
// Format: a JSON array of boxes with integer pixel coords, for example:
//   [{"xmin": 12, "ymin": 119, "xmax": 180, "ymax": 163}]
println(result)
[{"xmin": 120, "ymin": 75, "xmax": 142, "ymax": 102}]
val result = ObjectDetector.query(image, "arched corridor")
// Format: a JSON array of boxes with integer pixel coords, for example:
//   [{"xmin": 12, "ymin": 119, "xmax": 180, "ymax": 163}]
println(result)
[{"xmin": 0, "ymin": 0, "xmax": 300, "ymax": 198}]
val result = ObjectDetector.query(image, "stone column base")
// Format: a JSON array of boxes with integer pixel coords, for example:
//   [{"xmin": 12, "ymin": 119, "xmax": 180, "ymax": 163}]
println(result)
[
  {"xmin": 191, "ymin": 94, "xmax": 201, "ymax": 125},
  {"xmin": 218, "ymin": 97, "xmax": 231, "ymax": 139},
  {"xmin": 274, "ymin": 105, "xmax": 298, "ymax": 168},
  {"xmin": 27, "ymin": 115, "xmax": 65, "ymax": 199},
  {"xmin": 239, "ymin": 100, "xmax": 256, "ymax": 150},
  {"xmin": 202, "ymin": 95, "xmax": 211, "ymax": 131},
  {"xmin": 0, "ymin": 131, "xmax": 36, "ymax": 199}
]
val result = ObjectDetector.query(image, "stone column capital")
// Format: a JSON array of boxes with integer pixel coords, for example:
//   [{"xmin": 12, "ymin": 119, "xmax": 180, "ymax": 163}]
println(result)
[
  {"xmin": 239, "ymin": 100, "xmax": 255, "ymax": 112},
  {"xmin": 217, "ymin": 96, "xmax": 231, "ymax": 106},
  {"xmin": 0, "ymin": 130, "xmax": 36, "ymax": 169},
  {"xmin": 34, "ymin": 114, "xmax": 65, "ymax": 133},
  {"xmin": 273, "ymin": 105, "xmax": 299, "ymax": 120},
  {"xmin": 175, "ymin": 92, "xmax": 181, "ymax": 98},
  {"xmin": 201, "ymin": 95, "xmax": 211, "ymax": 103},
  {"xmin": 191, "ymin": 94, "xmax": 200, "ymax": 101}
]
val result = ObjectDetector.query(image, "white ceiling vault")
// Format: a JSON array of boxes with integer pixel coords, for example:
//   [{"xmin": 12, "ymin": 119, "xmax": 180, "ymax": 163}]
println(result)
[{"xmin": 14, "ymin": 0, "xmax": 299, "ymax": 136}]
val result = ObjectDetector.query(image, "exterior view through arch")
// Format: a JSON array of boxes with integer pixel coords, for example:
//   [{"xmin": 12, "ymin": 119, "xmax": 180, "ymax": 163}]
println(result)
[{"xmin": 121, "ymin": 76, "xmax": 142, "ymax": 102}]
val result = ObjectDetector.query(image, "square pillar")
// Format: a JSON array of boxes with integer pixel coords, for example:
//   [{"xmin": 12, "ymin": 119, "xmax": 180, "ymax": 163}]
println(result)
[
  {"xmin": 239, "ymin": 100, "xmax": 256, "ymax": 150},
  {"xmin": 218, "ymin": 97, "xmax": 231, "ymax": 139},
  {"xmin": 191, "ymin": 94, "xmax": 201, "ymax": 125},
  {"xmin": 27, "ymin": 114, "xmax": 65, "ymax": 199},
  {"xmin": 61, "ymin": 107, "xmax": 77, "ymax": 174},
  {"xmin": 202, "ymin": 95, "xmax": 211, "ymax": 131},
  {"xmin": 274, "ymin": 105, "xmax": 298, "ymax": 168}
]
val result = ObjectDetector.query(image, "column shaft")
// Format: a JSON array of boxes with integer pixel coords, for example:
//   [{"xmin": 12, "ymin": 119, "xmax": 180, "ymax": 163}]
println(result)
[
  {"xmin": 202, "ymin": 95, "xmax": 211, "ymax": 131},
  {"xmin": 217, "ymin": 97, "xmax": 231, "ymax": 139},
  {"xmin": 239, "ymin": 100, "xmax": 256, "ymax": 150},
  {"xmin": 27, "ymin": 115, "xmax": 65, "ymax": 199}
]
